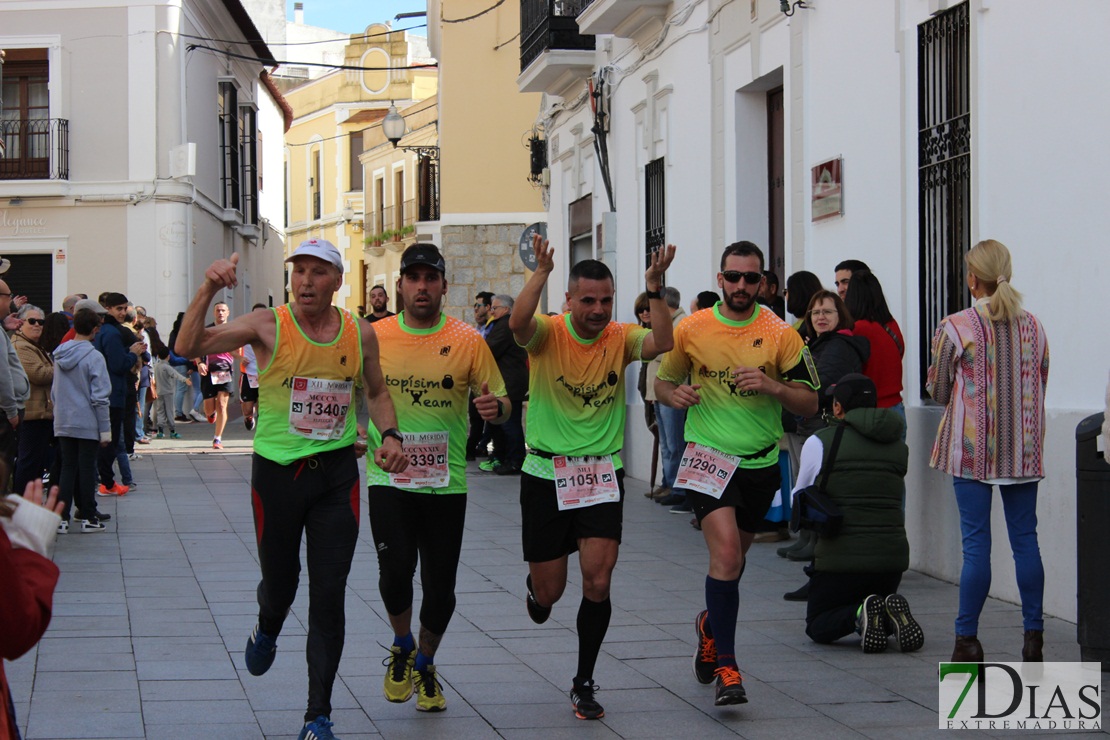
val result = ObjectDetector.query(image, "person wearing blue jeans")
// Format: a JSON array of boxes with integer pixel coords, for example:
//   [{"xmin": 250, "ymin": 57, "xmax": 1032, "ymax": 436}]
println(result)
[
  {"xmin": 927, "ymin": 239, "xmax": 1048, "ymax": 663},
  {"xmin": 647, "ymin": 286, "xmax": 687, "ymax": 510},
  {"xmin": 654, "ymin": 401, "xmax": 686, "ymax": 495},
  {"xmin": 952, "ymin": 479, "xmax": 1044, "ymax": 637}
]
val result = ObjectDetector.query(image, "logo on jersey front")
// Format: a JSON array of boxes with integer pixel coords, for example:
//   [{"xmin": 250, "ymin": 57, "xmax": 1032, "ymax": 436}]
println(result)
[
  {"xmin": 385, "ymin": 373, "xmax": 456, "ymax": 408},
  {"xmin": 555, "ymin": 372, "xmax": 619, "ymax": 408},
  {"xmin": 698, "ymin": 366, "xmax": 759, "ymax": 397}
]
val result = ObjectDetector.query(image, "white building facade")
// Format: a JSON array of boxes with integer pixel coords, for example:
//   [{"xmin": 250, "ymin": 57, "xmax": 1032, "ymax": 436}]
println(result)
[
  {"xmin": 521, "ymin": 0, "xmax": 1110, "ymax": 622},
  {"xmin": 0, "ymin": 0, "xmax": 288, "ymax": 328}
]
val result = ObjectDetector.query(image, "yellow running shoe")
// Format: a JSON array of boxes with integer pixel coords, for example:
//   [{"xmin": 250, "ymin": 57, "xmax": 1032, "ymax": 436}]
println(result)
[
  {"xmin": 414, "ymin": 665, "xmax": 446, "ymax": 712},
  {"xmin": 382, "ymin": 646, "xmax": 415, "ymax": 703}
]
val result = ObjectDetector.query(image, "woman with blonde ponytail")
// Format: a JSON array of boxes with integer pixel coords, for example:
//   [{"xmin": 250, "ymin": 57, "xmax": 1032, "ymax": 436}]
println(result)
[{"xmin": 927, "ymin": 239, "xmax": 1050, "ymax": 665}]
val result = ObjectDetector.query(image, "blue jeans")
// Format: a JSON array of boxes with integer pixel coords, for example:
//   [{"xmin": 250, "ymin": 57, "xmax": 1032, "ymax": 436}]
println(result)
[
  {"xmin": 953, "ymin": 477, "xmax": 1044, "ymax": 636},
  {"xmin": 174, "ymin": 366, "xmax": 189, "ymax": 416},
  {"xmin": 137, "ymin": 390, "xmax": 149, "ymax": 438},
  {"xmin": 654, "ymin": 402, "xmax": 686, "ymax": 489}
]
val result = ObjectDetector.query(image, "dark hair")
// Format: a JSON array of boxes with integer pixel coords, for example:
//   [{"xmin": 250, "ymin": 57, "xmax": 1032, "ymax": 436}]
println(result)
[
  {"xmin": 74, "ymin": 308, "xmax": 101, "ymax": 335},
  {"xmin": 844, "ymin": 270, "xmax": 894, "ymax": 325},
  {"xmin": 720, "ymin": 241, "xmax": 765, "ymax": 271},
  {"xmin": 40, "ymin": 312, "xmax": 72, "ymax": 354},
  {"xmin": 155, "ymin": 345, "xmax": 170, "ymax": 359},
  {"xmin": 696, "ymin": 291, "xmax": 720, "ymax": 310},
  {"xmin": 475, "ymin": 291, "xmax": 494, "ymax": 306},
  {"xmin": 568, "ymin": 259, "xmax": 614, "ymax": 287},
  {"xmin": 834, "ymin": 259, "xmax": 870, "ymax": 274},
  {"xmin": 370, "ymin": 284, "xmax": 387, "ymax": 294},
  {"xmin": 252, "ymin": 303, "xmax": 268, "ymax": 311},
  {"xmin": 762, "ymin": 270, "xmax": 780, "ymax": 289},
  {"xmin": 101, "ymin": 292, "xmax": 128, "ymax": 308},
  {"xmin": 633, "ymin": 292, "xmax": 650, "ymax": 317},
  {"xmin": 146, "ymin": 326, "xmax": 167, "ymax": 357},
  {"xmin": 785, "ymin": 271, "xmax": 823, "ymax": 318},
  {"xmin": 803, "ymin": 289, "xmax": 855, "ymax": 336}
]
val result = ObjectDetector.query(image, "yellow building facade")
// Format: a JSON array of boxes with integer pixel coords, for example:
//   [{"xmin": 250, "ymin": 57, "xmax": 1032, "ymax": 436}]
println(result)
[
  {"xmin": 358, "ymin": 96, "xmax": 440, "ymax": 314},
  {"xmin": 284, "ymin": 24, "xmax": 436, "ymax": 313},
  {"xmin": 417, "ymin": 0, "xmax": 545, "ymax": 322}
]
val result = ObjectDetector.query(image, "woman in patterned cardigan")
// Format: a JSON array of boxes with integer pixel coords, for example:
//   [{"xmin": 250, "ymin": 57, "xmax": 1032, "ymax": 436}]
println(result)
[{"xmin": 927, "ymin": 239, "xmax": 1049, "ymax": 664}]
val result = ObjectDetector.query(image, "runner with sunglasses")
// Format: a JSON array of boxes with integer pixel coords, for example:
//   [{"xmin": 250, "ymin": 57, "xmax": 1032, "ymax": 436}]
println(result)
[{"xmin": 654, "ymin": 241, "xmax": 819, "ymax": 708}]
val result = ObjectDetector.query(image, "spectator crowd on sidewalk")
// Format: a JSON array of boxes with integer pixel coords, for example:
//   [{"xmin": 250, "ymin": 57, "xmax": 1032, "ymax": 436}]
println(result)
[{"xmin": 0, "ymin": 234, "xmax": 1057, "ymax": 739}]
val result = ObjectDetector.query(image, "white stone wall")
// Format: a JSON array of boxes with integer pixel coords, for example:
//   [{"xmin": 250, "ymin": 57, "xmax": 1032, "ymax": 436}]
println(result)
[{"xmin": 538, "ymin": 0, "xmax": 1108, "ymax": 622}]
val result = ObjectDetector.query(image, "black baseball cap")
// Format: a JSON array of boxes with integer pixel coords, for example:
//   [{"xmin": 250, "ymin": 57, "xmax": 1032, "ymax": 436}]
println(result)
[
  {"xmin": 826, "ymin": 373, "xmax": 877, "ymax": 411},
  {"xmin": 399, "ymin": 243, "xmax": 445, "ymax": 274}
]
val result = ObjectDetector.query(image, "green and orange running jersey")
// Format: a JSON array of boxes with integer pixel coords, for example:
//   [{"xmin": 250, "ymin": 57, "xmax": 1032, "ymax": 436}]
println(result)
[
  {"xmin": 255, "ymin": 304, "xmax": 363, "ymax": 466},
  {"xmin": 522, "ymin": 313, "xmax": 649, "ymax": 478},
  {"xmin": 366, "ymin": 312, "xmax": 506, "ymax": 494},
  {"xmin": 657, "ymin": 302, "xmax": 818, "ymax": 467}
]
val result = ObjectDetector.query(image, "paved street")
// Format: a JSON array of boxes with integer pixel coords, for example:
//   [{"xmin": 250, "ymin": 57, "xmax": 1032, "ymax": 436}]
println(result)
[{"xmin": 7, "ymin": 417, "xmax": 1098, "ymax": 739}]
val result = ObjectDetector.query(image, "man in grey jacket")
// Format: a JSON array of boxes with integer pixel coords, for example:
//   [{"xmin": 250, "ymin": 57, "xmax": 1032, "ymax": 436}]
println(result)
[{"xmin": 0, "ymin": 278, "xmax": 31, "ymax": 483}]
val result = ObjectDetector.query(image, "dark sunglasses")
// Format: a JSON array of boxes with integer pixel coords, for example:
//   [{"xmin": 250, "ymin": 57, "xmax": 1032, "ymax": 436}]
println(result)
[
  {"xmin": 721, "ymin": 270, "xmax": 763, "ymax": 285},
  {"xmin": 25, "ymin": 318, "xmax": 45, "ymax": 326}
]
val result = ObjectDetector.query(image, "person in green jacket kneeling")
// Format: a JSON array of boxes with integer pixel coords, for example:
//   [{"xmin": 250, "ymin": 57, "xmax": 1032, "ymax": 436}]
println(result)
[{"xmin": 796, "ymin": 373, "xmax": 924, "ymax": 653}]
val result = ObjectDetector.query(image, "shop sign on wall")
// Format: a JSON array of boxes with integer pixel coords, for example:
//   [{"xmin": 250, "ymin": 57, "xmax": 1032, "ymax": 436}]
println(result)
[{"xmin": 0, "ymin": 210, "xmax": 48, "ymax": 236}]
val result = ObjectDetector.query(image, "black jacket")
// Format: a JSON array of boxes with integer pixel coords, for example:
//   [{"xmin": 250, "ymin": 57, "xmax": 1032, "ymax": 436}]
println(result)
[
  {"xmin": 795, "ymin": 330, "xmax": 870, "ymax": 437},
  {"xmin": 485, "ymin": 315, "xmax": 528, "ymax": 401}
]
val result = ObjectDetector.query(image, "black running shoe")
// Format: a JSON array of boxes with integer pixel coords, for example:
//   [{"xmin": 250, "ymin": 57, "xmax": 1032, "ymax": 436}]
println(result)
[
  {"xmin": 570, "ymin": 680, "xmax": 604, "ymax": 720},
  {"xmin": 884, "ymin": 594, "xmax": 924, "ymax": 653},
  {"xmin": 73, "ymin": 510, "xmax": 111, "ymax": 523},
  {"xmin": 693, "ymin": 610, "xmax": 717, "ymax": 684},
  {"xmin": 245, "ymin": 624, "xmax": 278, "ymax": 675},
  {"xmin": 525, "ymin": 575, "xmax": 551, "ymax": 624},
  {"xmin": 713, "ymin": 666, "xmax": 748, "ymax": 706},
  {"xmin": 859, "ymin": 594, "xmax": 889, "ymax": 653}
]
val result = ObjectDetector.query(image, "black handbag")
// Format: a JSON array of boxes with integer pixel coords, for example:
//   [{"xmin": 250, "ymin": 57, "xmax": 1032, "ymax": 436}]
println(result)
[{"xmin": 790, "ymin": 424, "xmax": 846, "ymax": 537}]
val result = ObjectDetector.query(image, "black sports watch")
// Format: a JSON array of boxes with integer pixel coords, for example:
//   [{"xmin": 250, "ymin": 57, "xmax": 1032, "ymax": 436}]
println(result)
[
  {"xmin": 496, "ymin": 399, "xmax": 505, "ymax": 418},
  {"xmin": 645, "ymin": 288, "xmax": 663, "ymax": 300},
  {"xmin": 381, "ymin": 428, "xmax": 404, "ymax": 444}
]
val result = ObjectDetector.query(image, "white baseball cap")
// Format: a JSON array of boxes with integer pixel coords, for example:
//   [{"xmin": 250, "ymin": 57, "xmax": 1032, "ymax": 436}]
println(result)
[{"xmin": 286, "ymin": 239, "xmax": 343, "ymax": 272}]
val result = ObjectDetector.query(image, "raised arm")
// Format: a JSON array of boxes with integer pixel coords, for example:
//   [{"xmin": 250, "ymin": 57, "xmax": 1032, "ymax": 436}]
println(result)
[
  {"xmin": 174, "ymin": 253, "xmax": 269, "ymax": 360},
  {"xmin": 639, "ymin": 244, "xmax": 677, "ymax": 360},
  {"xmin": 508, "ymin": 233, "xmax": 554, "ymax": 347}
]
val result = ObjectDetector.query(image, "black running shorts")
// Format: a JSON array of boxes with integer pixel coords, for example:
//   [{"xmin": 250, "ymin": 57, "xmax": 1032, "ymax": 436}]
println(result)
[
  {"xmin": 687, "ymin": 463, "xmax": 781, "ymax": 533},
  {"xmin": 520, "ymin": 469, "xmax": 625, "ymax": 562},
  {"xmin": 239, "ymin": 373, "xmax": 259, "ymax": 402},
  {"xmin": 201, "ymin": 373, "xmax": 235, "ymax": 400}
]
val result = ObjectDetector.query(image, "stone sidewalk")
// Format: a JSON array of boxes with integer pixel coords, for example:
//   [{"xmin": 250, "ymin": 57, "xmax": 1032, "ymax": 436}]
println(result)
[{"xmin": 6, "ymin": 419, "xmax": 1099, "ymax": 738}]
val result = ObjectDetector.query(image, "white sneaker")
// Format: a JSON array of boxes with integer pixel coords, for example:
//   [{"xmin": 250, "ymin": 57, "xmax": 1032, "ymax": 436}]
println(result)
[
  {"xmin": 128, "ymin": 453, "xmax": 142, "ymax": 461},
  {"xmin": 57, "ymin": 520, "xmax": 70, "ymax": 535},
  {"xmin": 189, "ymin": 409, "xmax": 207, "ymax": 423},
  {"xmin": 81, "ymin": 518, "xmax": 106, "ymax": 532}
]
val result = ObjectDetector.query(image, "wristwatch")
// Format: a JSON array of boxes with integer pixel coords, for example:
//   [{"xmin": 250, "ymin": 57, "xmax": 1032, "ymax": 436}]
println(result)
[
  {"xmin": 496, "ymin": 399, "xmax": 505, "ymax": 418},
  {"xmin": 645, "ymin": 288, "xmax": 663, "ymax": 300},
  {"xmin": 381, "ymin": 427, "xmax": 404, "ymax": 444}
]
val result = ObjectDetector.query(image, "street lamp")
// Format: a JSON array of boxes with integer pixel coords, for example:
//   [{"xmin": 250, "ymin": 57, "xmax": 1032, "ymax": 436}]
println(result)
[{"xmin": 381, "ymin": 104, "xmax": 440, "ymax": 162}]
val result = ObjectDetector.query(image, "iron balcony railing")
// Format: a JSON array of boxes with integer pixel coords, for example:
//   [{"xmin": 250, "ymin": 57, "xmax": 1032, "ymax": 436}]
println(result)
[
  {"xmin": 0, "ymin": 118, "xmax": 69, "ymax": 180},
  {"xmin": 520, "ymin": 0, "xmax": 596, "ymax": 73}
]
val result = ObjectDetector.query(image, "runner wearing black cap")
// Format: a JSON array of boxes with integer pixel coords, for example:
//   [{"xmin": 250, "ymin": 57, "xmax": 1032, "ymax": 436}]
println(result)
[{"xmin": 369, "ymin": 243, "xmax": 510, "ymax": 713}]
